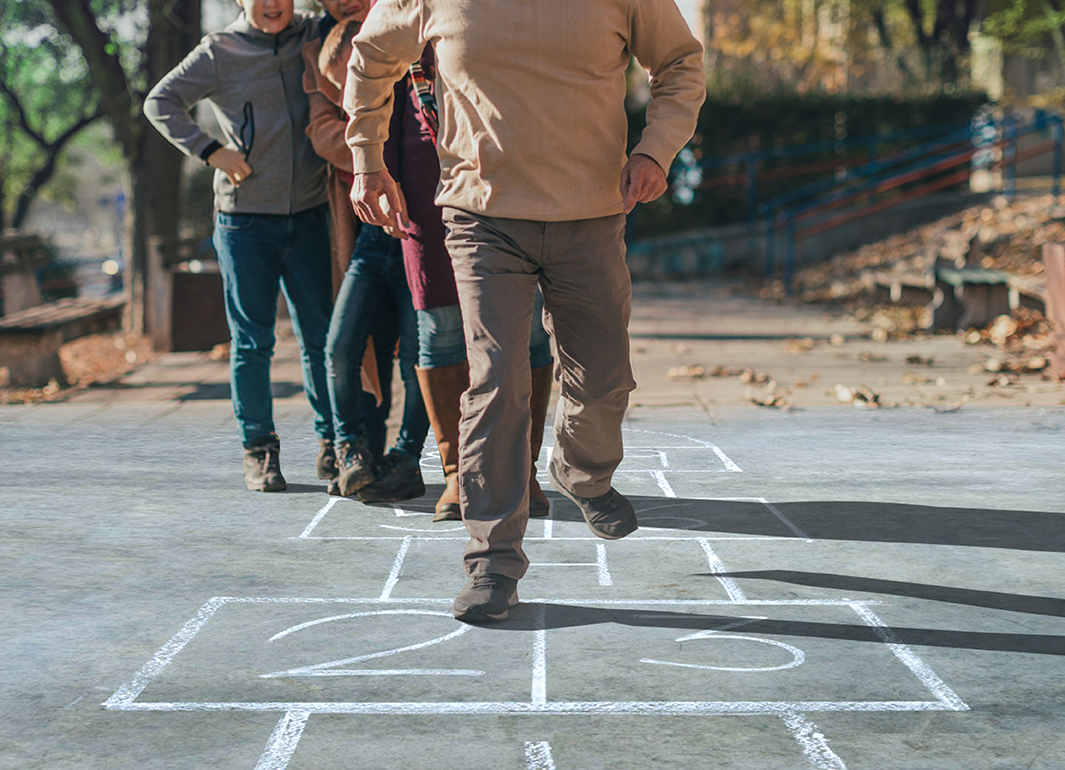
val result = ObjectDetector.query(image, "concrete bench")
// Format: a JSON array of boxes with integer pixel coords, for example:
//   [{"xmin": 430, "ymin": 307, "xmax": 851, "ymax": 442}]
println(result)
[
  {"xmin": 0, "ymin": 297, "xmax": 125, "ymax": 388},
  {"xmin": 930, "ymin": 265, "xmax": 1012, "ymax": 331},
  {"xmin": 0, "ymin": 233, "xmax": 48, "ymax": 317}
]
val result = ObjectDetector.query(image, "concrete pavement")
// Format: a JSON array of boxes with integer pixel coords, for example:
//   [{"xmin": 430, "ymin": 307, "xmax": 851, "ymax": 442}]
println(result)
[{"xmin": 1, "ymin": 281, "xmax": 1063, "ymax": 769}]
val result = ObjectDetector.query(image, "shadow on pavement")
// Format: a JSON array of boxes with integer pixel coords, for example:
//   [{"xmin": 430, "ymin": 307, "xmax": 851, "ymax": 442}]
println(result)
[
  {"xmin": 719, "ymin": 570, "xmax": 1065, "ymax": 618},
  {"xmin": 177, "ymin": 381, "xmax": 304, "ymax": 400},
  {"xmin": 546, "ymin": 495, "xmax": 1065, "ymax": 553},
  {"xmin": 486, "ymin": 602, "xmax": 1065, "ymax": 656}
]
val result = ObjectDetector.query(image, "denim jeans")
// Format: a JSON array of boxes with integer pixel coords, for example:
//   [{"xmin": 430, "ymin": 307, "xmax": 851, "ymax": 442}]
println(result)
[
  {"xmin": 326, "ymin": 224, "xmax": 429, "ymax": 457},
  {"xmin": 415, "ymin": 289, "xmax": 553, "ymax": 369},
  {"xmin": 212, "ymin": 205, "xmax": 334, "ymax": 446}
]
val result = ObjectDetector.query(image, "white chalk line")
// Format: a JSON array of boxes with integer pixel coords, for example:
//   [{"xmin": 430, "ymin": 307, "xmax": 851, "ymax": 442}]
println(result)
[
  {"xmin": 542, "ymin": 516, "xmax": 554, "ymax": 539},
  {"xmin": 261, "ymin": 612, "xmax": 472, "ymax": 679},
  {"xmin": 532, "ymin": 603, "xmax": 547, "ymax": 706},
  {"xmin": 651, "ymin": 470, "xmax": 678, "ymax": 498},
  {"xmin": 254, "ymin": 710, "xmax": 310, "ymax": 770},
  {"xmin": 596, "ymin": 544, "xmax": 613, "ymax": 587},
  {"xmin": 298, "ymin": 498, "xmax": 339, "ymax": 539},
  {"xmin": 849, "ymin": 603, "xmax": 969, "ymax": 712},
  {"xmin": 699, "ymin": 539, "xmax": 747, "ymax": 602},
  {"xmin": 758, "ymin": 498, "xmax": 813, "ymax": 541},
  {"xmin": 106, "ymin": 699, "xmax": 960, "ymax": 715},
  {"xmin": 525, "ymin": 740, "xmax": 557, "ymax": 770},
  {"xmin": 290, "ymin": 535, "xmax": 801, "ymax": 542},
  {"xmin": 206, "ymin": 596, "xmax": 878, "ymax": 606},
  {"xmin": 103, "ymin": 596, "xmax": 228, "ymax": 707},
  {"xmin": 379, "ymin": 536, "xmax": 412, "ymax": 600},
  {"xmin": 781, "ymin": 712, "xmax": 848, "ymax": 770},
  {"xmin": 378, "ymin": 524, "xmax": 466, "ymax": 532},
  {"xmin": 531, "ymin": 563, "xmax": 598, "ymax": 567},
  {"xmin": 263, "ymin": 669, "xmax": 484, "ymax": 677},
  {"xmin": 641, "ymin": 635, "xmax": 805, "ymax": 673}
]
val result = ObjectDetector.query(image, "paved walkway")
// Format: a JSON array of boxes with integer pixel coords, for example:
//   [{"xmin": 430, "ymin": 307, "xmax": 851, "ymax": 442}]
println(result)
[{"xmin": 2, "ymin": 281, "xmax": 1063, "ymax": 769}]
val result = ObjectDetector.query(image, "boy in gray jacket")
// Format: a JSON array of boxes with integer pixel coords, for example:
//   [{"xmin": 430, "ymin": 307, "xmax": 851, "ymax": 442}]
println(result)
[{"xmin": 145, "ymin": 0, "xmax": 335, "ymax": 492}]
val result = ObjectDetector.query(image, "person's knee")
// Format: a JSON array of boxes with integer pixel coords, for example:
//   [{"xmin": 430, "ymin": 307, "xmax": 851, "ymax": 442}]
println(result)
[{"xmin": 417, "ymin": 305, "xmax": 467, "ymax": 367}]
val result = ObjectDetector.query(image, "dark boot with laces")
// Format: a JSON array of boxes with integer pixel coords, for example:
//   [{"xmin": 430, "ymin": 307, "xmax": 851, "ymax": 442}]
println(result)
[
  {"xmin": 316, "ymin": 438, "xmax": 338, "ymax": 480},
  {"xmin": 453, "ymin": 574, "xmax": 519, "ymax": 622},
  {"xmin": 357, "ymin": 448, "xmax": 426, "ymax": 503},
  {"xmin": 243, "ymin": 434, "xmax": 287, "ymax": 492},
  {"xmin": 335, "ymin": 437, "xmax": 376, "ymax": 496}
]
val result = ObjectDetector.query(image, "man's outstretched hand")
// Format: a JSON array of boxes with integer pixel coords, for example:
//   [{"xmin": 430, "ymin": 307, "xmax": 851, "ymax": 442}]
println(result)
[
  {"xmin": 620, "ymin": 153, "xmax": 668, "ymax": 214},
  {"xmin": 350, "ymin": 169, "xmax": 409, "ymax": 236}
]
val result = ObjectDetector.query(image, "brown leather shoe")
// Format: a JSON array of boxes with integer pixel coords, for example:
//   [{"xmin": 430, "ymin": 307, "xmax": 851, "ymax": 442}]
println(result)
[
  {"xmin": 243, "ymin": 434, "xmax": 287, "ymax": 492},
  {"xmin": 453, "ymin": 574, "xmax": 519, "ymax": 623},
  {"xmin": 548, "ymin": 460, "xmax": 638, "ymax": 540},
  {"xmin": 416, "ymin": 363, "xmax": 468, "ymax": 522}
]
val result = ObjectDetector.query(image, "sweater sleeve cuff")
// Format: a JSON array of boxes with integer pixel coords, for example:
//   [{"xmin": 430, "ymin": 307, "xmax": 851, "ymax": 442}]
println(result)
[
  {"xmin": 350, "ymin": 144, "xmax": 386, "ymax": 174},
  {"xmin": 199, "ymin": 140, "xmax": 224, "ymax": 164},
  {"xmin": 630, "ymin": 140, "xmax": 676, "ymax": 177}
]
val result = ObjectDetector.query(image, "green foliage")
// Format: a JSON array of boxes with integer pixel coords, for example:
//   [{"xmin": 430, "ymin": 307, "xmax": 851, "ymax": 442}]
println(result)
[
  {"xmin": 983, "ymin": 0, "xmax": 1065, "ymax": 57},
  {"xmin": 0, "ymin": 0, "xmax": 102, "ymax": 227}
]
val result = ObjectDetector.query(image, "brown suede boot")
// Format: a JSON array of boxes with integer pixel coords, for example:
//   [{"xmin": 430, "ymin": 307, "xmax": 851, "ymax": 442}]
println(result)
[
  {"xmin": 416, "ymin": 363, "xmax": 468, "ymax": 522},
  {"xmin": 528, "ymin": 364, "xmax": 554, "ymax": 517}
]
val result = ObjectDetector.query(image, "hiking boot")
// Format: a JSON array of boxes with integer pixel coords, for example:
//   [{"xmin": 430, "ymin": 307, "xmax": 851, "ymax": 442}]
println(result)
[
  {"xmin": 316, "ymin": 438, "xmax": 338, "ymax": 480},
  {"xmin": 335, "ymin": 437, "xmax": 376, "ymax": 496},
  {"xmin": 453, "ymin": 574, "xmax": 519, "ymax": 623},
  {"xmin": 432, "ymin": 472, "xmax": 462, "ymax": 522},
  {"xmin": 548, "ymin": 460, "xmax": 637, "ymax": 540},
  {"xmin": 243, "ymin": 434, "xmax": 287, "ymax": 492},
  {"xmin": 357, "ymin": 449, "xmax": 426, "ymax": 503}
]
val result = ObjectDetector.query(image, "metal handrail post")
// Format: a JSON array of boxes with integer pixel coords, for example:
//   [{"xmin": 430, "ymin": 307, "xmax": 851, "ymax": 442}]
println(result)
[
  {"xmin": 784, "ymin": 215, "xmax": 797, "ymax": 295},
  {"xmin": 1005, "ymin": 118, "xmax": 1017, "ymax": 200},
  {"xmin": 746, "ymin": 160, "xmax": 758, "ymax": 226},
  {"xmin": 764, "ymin": 211, "xmax": 776, "ymax": 278},
  {"xmin": 1053, "ymin": 117, "xmax": 1063, "ymax": 200}
]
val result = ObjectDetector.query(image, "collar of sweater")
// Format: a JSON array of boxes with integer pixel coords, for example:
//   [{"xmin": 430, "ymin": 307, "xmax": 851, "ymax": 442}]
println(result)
[{"xmin": 225, "ymin": 11, "xmax": 310, "ymax": 46}]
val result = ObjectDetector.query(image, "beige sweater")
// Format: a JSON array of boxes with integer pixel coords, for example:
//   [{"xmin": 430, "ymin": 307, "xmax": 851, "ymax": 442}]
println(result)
[{"xmin": 344, "ymin": 0, "xmax": 705, "ymax": 221}]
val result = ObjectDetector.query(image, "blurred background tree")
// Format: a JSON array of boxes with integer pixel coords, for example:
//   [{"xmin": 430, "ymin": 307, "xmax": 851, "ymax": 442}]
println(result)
[
  {"xmin": 11, "ymin": 0, "xmax": 203, "ymax": 333},
  {"xmin": 0, "ymin": 1, "xmax": 103, "ymax": 230},
  {"xmin": 704, "ymin": 0, "xmax": 982, "ymax": 96}
]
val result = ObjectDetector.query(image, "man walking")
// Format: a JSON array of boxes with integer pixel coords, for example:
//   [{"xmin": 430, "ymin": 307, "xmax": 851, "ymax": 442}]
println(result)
[{"xmin": 344, "ymin": 0, "xmax": 705, "ymax": 621}]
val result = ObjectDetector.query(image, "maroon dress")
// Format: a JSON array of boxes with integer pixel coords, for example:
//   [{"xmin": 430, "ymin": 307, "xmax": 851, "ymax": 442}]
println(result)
[{"xmin": 396, "ymin": 49, "xmax": 459, "ymax": 311}]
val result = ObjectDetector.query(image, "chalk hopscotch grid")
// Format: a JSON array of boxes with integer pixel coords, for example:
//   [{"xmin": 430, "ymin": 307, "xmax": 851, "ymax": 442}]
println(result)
[
  {"xmin": 295, "ymin": 497, "xmax": 807, "ymax": 542},
  {"xmin": 102, "ymin": 595, "xmax": 968, "ymax": 716},
  {"xmin": 103, "ymin": 430, "xmax": 965, "ymax": 769}
]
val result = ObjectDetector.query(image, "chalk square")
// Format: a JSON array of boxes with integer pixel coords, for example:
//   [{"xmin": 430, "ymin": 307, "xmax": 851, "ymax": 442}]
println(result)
[
  {"xmin": 538, "ymin": 601, "xmax": 947, "ymax": 706},
  {"xmin": 125, "ymin": 599, "xmax": 536, "ymax": 707}
]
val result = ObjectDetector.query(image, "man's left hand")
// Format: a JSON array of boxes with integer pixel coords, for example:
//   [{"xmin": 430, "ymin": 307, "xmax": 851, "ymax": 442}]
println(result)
[{"xmin": 620, "ymin": 154, "xmax": 668, "ymax": 214}]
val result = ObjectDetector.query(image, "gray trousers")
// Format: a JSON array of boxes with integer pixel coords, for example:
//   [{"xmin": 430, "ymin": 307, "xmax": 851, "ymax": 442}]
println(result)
[{"xmin": 442, "ymin": 208, "xmax": 637, "ymax": 579}]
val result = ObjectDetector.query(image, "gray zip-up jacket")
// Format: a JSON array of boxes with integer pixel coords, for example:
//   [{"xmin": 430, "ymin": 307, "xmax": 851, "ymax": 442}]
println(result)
[{"xmin": 145, "ymin": 12, "xmax": 327, "ymax": 215}]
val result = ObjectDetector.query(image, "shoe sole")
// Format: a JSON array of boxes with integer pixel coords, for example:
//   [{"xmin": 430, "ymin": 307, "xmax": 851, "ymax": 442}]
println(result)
[
  {"xmin": 357, "ymin": 483, "xmax": 426, "ymax": 504},
  {"xmin": 248, "ymin": 480, "xmax": 288, "ymax": 492},
  {"xmin": 547, "ymin": 462, "xmax": 636, "ymax": 540},
  {"xmin": 453, "ymin": 592, "xmax": 518, "ymax": 623}
]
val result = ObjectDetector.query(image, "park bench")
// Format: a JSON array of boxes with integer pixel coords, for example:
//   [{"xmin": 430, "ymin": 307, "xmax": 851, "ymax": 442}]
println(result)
[
  {"xmin": 0, "ymin": 233, "xmax": 49, "ymax": 317},
  {"xmin": 860, "ymin": 226, "xmax": 1046, "ymax": 331},
  {"xmin": 0, "ymin": 296, "xmax": 124, "ymax": 388}
]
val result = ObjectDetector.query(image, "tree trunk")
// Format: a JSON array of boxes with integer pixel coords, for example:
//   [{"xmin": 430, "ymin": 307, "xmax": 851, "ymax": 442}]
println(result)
[
  {"xmin": 125, "ymin": 0, "xmax": 202, "ymax": 335},
  {"xmin": 48, "ymin": 0, "xmax": 200, "ymax": 336}
]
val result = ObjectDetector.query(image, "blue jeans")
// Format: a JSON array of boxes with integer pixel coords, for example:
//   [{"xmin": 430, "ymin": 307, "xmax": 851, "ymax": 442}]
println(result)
[
  {"xmin": 212, "ymin": 206, "xmax": 334, "ymax": 446},
  {"xmin": 326, "ymin": 225, "xmax": 429, "ymax": 457},
  {"xmin": 416, "ymin": 289, "xmax": 553, "ymax": 369}
]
